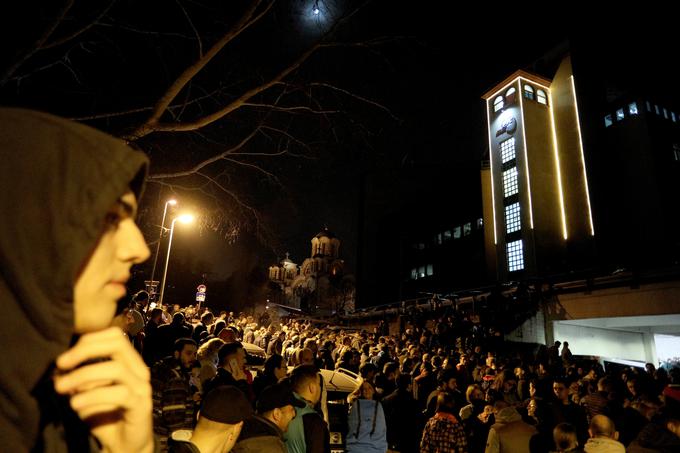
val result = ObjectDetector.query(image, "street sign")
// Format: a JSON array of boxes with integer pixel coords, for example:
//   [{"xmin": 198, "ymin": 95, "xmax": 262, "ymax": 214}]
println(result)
[
  {"xmin": 197, "ymin": 284, "xmax": 207, "ymax": 293},
  {"xmin": 196, "ymin": 292, "xmax": 206, "ymax": 302}
]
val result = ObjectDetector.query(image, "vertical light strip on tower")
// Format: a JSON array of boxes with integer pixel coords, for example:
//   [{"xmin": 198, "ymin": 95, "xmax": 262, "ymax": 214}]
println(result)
[
  {"xmin": 517, "ymin": 82, "xmax": 535, "ymax": 229},
  {"xmin": 548, "ymin": 91, "xmax": 568, "ymax": 240},
  {"xmin": 569, "ymin": 76, "xmax": 595, "ymax": 236},
  {"xmin": 485, "ymin": 99, "xmax": 498, "ymax": 245}
]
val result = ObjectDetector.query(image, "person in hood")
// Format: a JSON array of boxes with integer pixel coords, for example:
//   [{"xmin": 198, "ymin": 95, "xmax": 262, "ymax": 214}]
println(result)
[
  {"xmin": 484, "ymin": 402, "xmax": 537, "ymax": 453},
  {"xmin": 0, "ymin": 108, "xmax": 153, "ymax": 452}
]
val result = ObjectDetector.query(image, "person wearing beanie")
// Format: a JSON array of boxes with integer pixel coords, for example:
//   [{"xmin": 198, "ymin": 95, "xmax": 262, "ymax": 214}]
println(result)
[
  {"xmin": 233, "ymin": 382, "xmax": 305, "ymax": 453},
  {"xmin": 169, "ymin": 386, "xmax": 253, "ymax": 453}
]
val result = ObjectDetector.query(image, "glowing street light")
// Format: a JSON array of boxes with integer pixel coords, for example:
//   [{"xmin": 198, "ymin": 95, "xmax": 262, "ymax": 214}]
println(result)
[
  {"xmin": 149, "ymin": 199, "xmax": 177, "ymax": 288},
  {"xmin": 158, "ymin": 213, "xmax": 194, "ymax": 305},
  {"xmin": 312, "ymin": 0, "xmax": 320, "ymax": 14}
]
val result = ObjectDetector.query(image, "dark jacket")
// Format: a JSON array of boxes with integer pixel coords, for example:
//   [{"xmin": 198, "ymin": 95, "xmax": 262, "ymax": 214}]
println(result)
[
  {"xmin": 233, "ymin": 415, "xmax": 286, "ymax": 453},
  {"xmin": 204, "ymin": 368, "xmax": 252, "ymax": 403},
  {"xmin": 151, "ymin": 357, "xmax": 196, "ymax": 449},
  {"xmin": 0, "ymin": 108, "xmax": 148, "ymax": 452},
  {"xmin": 382, "ymin": 388, "xmax": 421, "ymax": 453}
]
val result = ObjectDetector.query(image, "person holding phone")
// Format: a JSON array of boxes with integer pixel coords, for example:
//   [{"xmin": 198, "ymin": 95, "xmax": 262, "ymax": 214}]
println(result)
[
  {"xmin": 0, "ymin": 108, "xmax": 153, "ymax": 452},
  {"xmin": 204, "ymin": 342, "xmax": 253, "ymax": 404}
]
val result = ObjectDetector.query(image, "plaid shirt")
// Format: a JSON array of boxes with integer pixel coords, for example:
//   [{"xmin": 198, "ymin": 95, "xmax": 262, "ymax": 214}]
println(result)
[
  {"xmin": 151, "ymin": 357, "xmax": 196, "ymax": 452},
  {"xmin": 420, "ymin": 412, "xmax": 468, "ymax": 453}
]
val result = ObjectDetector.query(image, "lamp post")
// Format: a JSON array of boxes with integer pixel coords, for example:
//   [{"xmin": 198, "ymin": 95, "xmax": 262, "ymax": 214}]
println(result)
[
  {"xmin": 150, "ymin": 199, "xmax": 177, "ymax": 289},
  {"xmin": 158, "ymin": 214, "xmax": 194, "ymax": 306}
]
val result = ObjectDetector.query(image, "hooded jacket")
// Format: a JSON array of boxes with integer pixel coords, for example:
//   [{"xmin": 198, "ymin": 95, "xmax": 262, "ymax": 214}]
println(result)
[
  {"xmin": 0, "ymin": 108, "xmax": 148, "ymax": 452},
  {"xmin": 582, "ymin": 436, "xmax": 625, "ymax": 453}
]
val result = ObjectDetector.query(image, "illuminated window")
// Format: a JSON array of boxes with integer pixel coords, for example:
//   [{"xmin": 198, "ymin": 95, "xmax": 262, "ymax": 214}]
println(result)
[
  {"xmin": 507, "ymin": 240, "xmax": 524, "ymax": 272},
  {"xmin": 506, "ymin": 87, "xmax": 516, "ymax": 97},
  {"xmin": 536, "ymin": 89, "xmax": 547, "ymax": 105},
  {"xmin": 444, "ymin": 230, "xmax": 452, "ymax": 240},
  {"xmin": 604, "ymin": 115, "xmax": 613, "ymax": 127},
  {"xmin": 500, "ymin": 137, "xmax": 516, "ymax": 164},
  {"xmin": 663, "ymin": 108, "xmax": 669, "ymax": 119},
  {"xmin": 646, "ymin": 101, "xmax": 652, "ymax": 112},
  {"xmin": 419, "ymin": 266, "xmax": 426, "ymax": 278},
  {"xmin": 505, "ymin": 202, "xmax": 521, "ymax": 233},
  {"xmin": 464, "ymin": 223, "xmax": 471, "ymax": 236},
  {"xmin": 411, "ymin": 269, "xmax": 417, "ymax": 280},
  {"xmin": 453, "ymin": 226, "xmax": 461, "ymax": 239},
  {"xmin": 655, "ymin": 105, "xmax": 660, "ymax": 115},
  {"xmin": 523, "ymin": 84, "xmax": 534, "ymax": 100},
  {"xmin": 502, "ymin": 167, "xmax": 519, "ymax": 197},
  {"xmin": 476, "ymin": 218, "xmax": 484, "ymax": 229},
  {"xmin": 672, "ymin": 112, "xmax": 677, "ymax": 122},
  {"xmin": 616, "ymin": 109, "xmax": 625, "ymax": 121},
  {"xmin": 674, "ymin": 144, "xmax": 680, "ymax": 161},
  {"xmin": 629, "ymin": 102, "xmax": 638, "ymax": 115},
  {"xmin": 435, "ymin": 233, "xmax": 442, "ymax": 245},
  {"xmin": 426, "ymin": 264, "xmax": 434, "ymax": 276},
  {"xmin": 493, "ymin": 96, "xmax": 504, "ymax": 112}
]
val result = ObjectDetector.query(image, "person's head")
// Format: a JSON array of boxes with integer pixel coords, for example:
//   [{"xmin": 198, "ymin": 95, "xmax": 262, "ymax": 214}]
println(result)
[
  {"xmin": 257, "ymin": 382, "xmax": 304, "ymax": 432},
  {"xmin": 553, "ymin": 377, "xmax": 569, "ymax": 402},
  {"xmin": 172, "ymin": 311, "xmax": 185, "ymax": 326},
  {"xmin": 289, "ymin": 365, "xmax": 321, "ymax": 405},
  {"xmin": 435, "ymin": 391, "xmax": 457, "ymax": 415},
  {"xmin": 466, "ymin": 384, "xmax": 484, "ymax": 404},
  {"xmin": 438, "ymin": 369, "xmax": 458, "ymax": 391},
  {"xmin": 197, "ymin": 386, "xmax": 253, "ymax": 451},
  {"xmin": 359, "ymin": 362, "xmax": 378, "ymax": 381},
  {"xmin": 217, "ymin": 341, "xmax": 246, "ymax": 369},
  {"xmin": 527, "ymin": 397, "xmax": 539, "ymax": 418},
  {"xmin": 589, "ymin": 414, "xmax": 618, "ymax": 440},
  {"xmin": 395, "ymin": 373, "xmax": 412, "ymax": 393},
  {"xmin": 296, "ymin": 347, "xmax": 315, "ymax": 366},
  {"xmin": 553, "ymin": 423, "xmax": 579, "ymax": 452},
  {"xmin": 597, "ymin": 376, "xmax": 612, "ymax": 393},
  {"xmin": 201, "ymin": 311, "xmax": 214, "ymax": 326},
  {"xmin": 562, "ymin": 341, "xmax": 569, "ymax": 348},
  {"xmin": 383, "ymin": 362, "xmax": 399, "ymax": 380},
  {"xmin": 149, "ymin": 307, "xmax": 163, "ymax": 324},
  {"xmin": 264, "ymin": 354, "xmax": 288, "ymax": 380},
  {"xmin": 351, "ymin": 381, "xmax": 376, "ymax": 401},
  {"xmin": 197, "ymin": 338, "xmax": 225, "ymax": 361},
  {"xmin": 174, "ymin": 338, "xmax": 198, "ymax": 369}
]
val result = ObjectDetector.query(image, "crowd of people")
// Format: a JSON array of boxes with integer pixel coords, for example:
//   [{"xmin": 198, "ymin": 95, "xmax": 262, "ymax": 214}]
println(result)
[{"xmin": 117, "ymin": 294, "xmax": 680, "ymax": 453}]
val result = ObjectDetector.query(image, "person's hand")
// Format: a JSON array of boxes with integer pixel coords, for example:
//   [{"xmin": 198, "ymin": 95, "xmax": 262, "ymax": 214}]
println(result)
[{"xmin": 53, "ymin": 327, "xmax": 154, "ymax": 453}]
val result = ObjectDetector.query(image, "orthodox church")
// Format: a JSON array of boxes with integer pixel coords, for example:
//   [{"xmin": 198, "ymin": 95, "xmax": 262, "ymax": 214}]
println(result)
[{"xmin": 267, "ymin": 228, "xmax": 355, "ymax": 315}]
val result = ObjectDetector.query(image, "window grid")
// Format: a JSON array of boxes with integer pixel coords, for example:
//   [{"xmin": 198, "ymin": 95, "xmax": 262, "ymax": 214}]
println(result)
[
  {"xmin": 494, "ymin": 96, "xmax": 504, "ymax": 112},
  {"xmin": 503, "ymin": 167, "xmax": 519, "ymax": 197},
  {"xmin": 524, "ymin": 85, "xmax": 534, "ymax": 100},
  {"xmin": 536, "ymin": 89, "xmax": 547, "ymax": 105},
  {"xmin": 507, "ymin": 240, "xmax": 524, "ymax": 272},
  {"xmin": 629, "ymin": 102, "xmax": 638, "ymax": 115},
  {"xmin": 505, "ymin": 203, "xmax": 521, "ymax": 234},
  {"xmin": 500, "ymin": 137, "xmax": 516, "ymax": 164}
]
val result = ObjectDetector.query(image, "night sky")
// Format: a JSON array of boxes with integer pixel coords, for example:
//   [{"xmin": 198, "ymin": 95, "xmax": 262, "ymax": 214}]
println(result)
[{"xmin": 3, "ymin": 2, "xmax": 675, "ymax": 310}]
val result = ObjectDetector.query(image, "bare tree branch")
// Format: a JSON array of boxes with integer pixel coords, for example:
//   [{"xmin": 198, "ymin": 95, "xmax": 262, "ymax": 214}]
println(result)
[
  {"xmin": 147, "ymin": 126, "xmax": 262, "ymax": 179},
  {"xmin": 242, "ymin": 102, "xmax": 341, "ymax": 114},
  {"xmin": 310, "ymin": 82, "xmax": 400, "ymax": 121},
  {"xmin": 129, "ymin": 0, "xmax": 272, "ymax": 138},
  {"xmin": 1, "ymin": 0, "xmax": 75, "ymax": 85},
  {"xmin": 175, "ymin": 0, "xmax": 203, "ymax": 57},
  {"xmin": 41, "ymin": 0, "xmax": 117, "ymax": 50}
]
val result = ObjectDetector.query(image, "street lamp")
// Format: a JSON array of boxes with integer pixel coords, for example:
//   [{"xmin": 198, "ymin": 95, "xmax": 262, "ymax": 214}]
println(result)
[
  {"xmin": 158, "ymin": 213, "xmax": 194, "ymax": 306},
  {"xmin": 149, "ymin": 199, "xmax": 177, "ymax": 289}
]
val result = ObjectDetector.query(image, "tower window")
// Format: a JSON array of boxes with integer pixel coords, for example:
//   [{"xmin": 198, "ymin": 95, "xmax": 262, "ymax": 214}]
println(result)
[
  {"xmin": 536, "ymin": 89, "xmax": 548, "ymax": 105},
  {"xmin": 655, "ymin": 105, "xmax": 660, "ymax": 115},
  {"xmin": 500, "ymin": 137, "xmax": 516, "ymax": 164},
  {"xmin": 419, "ymin": 266, "xmax": 426, "ymax": 278},
  {"xmin": 616, "ymin": 109, "xmax": 625, "ymax": 121},
  {"xmin": 493, "ymin": 96, "xmax": 504, "ymax": 112},
  {"xmin": 463, "ymin": 222, "xmax": 471, "ymax": 236},
  {"xmin": 663, "ymin": 108, "xmax": 669, "ymax": 119},
  {"xmin": 411, "ymin": 268, "xmax": 418, "ymax": 280},
  {"xmin": 503, "ymin": 167, "xmax": 519, "ymax": 197},
  {"xmin": 672, "ymin": 112, "xmax": 677, "ymax": 122},
  {"xmin": 523, "ymin": 84, "xmax": 534, "ymax": 100},
  {"xmin": 476, "ymin": 218, "xmax": 484, "ymax": 229},
  {"xmin": 507, "ymin": 240, "xmax": 524, "ymax": 272},
  {"xmin": 453, "ymin": 226, "xmax": 461, "ymax": 239},
  {"xmin": 505, "ymin": 202, "xmax": 521, "ymax": 234},
  {"xmin": 443, "ymin": 230, "xmax": 452, "ymax": 240},
  {"xmin": 629, "ymin": 102, "xmax": 638, "ymax": 115},
  {"xmin": 674, "ymin": 144, "xmax": 680, "ymax": 161},
  {"xmin": 604, "ymin": 115, "xmax": 613, "ymax": 127},
  {"xmin": 426, "ymin": 264, "xmax": 434, "ymax": 276},
  {"xmin": 505, "ymin": 87, "xmax": 516, "ymax": 104}
]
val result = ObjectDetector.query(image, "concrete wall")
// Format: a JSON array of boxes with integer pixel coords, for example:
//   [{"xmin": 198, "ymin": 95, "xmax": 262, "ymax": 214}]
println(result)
[
  {"xmin": 506, "ymin": 309, "xmax": 546, "ymax": 344},
  {"xmin": 552, "ymin": 322, "xmax": 654, "ymax": 363}
]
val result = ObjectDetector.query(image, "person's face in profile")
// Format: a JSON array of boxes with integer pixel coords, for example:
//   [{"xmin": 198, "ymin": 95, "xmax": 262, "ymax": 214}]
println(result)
[{"xmin": 73, "ymin": 191, "xmax": 150, "ymax": 333}]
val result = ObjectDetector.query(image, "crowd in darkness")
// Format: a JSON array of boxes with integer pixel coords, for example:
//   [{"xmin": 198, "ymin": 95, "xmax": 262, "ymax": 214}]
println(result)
[{"xmin": 119, "ymin": 291, "xmax": 680, "ymax": 453}]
